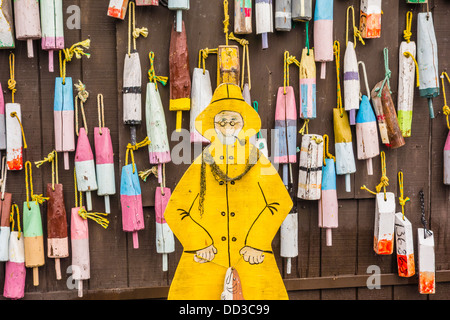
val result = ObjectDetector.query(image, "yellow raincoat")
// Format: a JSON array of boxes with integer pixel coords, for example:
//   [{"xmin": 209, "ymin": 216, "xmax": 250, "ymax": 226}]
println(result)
[{"xmin": 165, "ymin": 84, "xmax": 293, "ymax": 300}]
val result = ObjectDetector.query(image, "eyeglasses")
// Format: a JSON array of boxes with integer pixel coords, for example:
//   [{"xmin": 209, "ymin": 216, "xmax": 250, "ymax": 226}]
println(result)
[{"xmin": 215, "ymin": 120, "xmax": 242, "ymax": 127}]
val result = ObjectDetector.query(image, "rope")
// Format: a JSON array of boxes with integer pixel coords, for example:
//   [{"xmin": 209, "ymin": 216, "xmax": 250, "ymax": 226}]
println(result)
[
  {"xmin": 305, "ymin": 21, "xmax": 310, "ymax": 55},
  {"xmin": 403, "ymin": 52, "xmax": 419, "ymax": 87},
  {"xmin": 10, "ymin": 203, "xmax": 21, "ymax": 239},
  {"xmin": 398, "ymin": 171, "xmax": 410, "ymax": 221},
  {"xmin": 126, "ymin": 137, "xmax": 151, "ymax": 173},
  {"xmin": 346, "ymin": 6, "xmax": 365, "ymax": 48},
  {"xmin": 228, "ymin": 32, "xmax": 251, "ymax": 91},
  {"xmin": 8, "ymin": 53, "xmax": 16, "ymax": 103},
  {"xmin": 223, "ymin": 0, "xmax": 230, "ymax": 45},
  {"xmin": 322, "ymin": 134, "xmax": 335, "ymax": 166},
  {"xmin": 442, "ymin": 72, "xmax": 450, "ymax": 129},
  {"xmin": 358, "ymin": 61, "xmax": 370, "ymax": 98},
  {"xmin": 148, "ymin": 52, "xmax": 168, "ymax": 91},
  {"xmin": 128, "ymin": 1, "xmax": 148, "ymax": 56},
  {"xmin": 283, "ymin": 51, "xmax": 300, "ymax": 94},
  {"xmin": 361, "ymin": 151, "xmax": 389, "ymax": 199},
  {"xmin": 25, "ymin": 161, "xmax": 48, "ymax": 210},
  {"xmin": 74, "ymin": 168, "xmax": 109, "ymax": 229},
  {"xmin": 97, "ymin": 94, "xmax": 105, "ymax": 135},
  {"xmin": 199, "ymin": 48, "xmax": 218, "ymax": 75},
  {"xmin": 298, "ymin": 119, "xmax": 309, "ymax": 135},
  {"xmin": 60, "ymin": 39, "xmax": 91, "ymax": 84},
  {"xmin": 333, "ymin": 41, "xmax": 344, "ymax": 116},
  {"xmin": 139, "ymin": 166, "xmax": 158, "ymax": 182},
  {"xmin": 10, "ymin": 112, "xmax": 27, "ymax": 149},
  {"xmin": 75, "ymin": 81, "xmax": 89, "ymax": 136},
  {"xmin": 376, "ymin": 48, "xmax": 392, "ymax": 97},
  {"xmin": 35, "ymin": 150, "xmax": 58, "ymax": 190},
  {"xmin": 404, "ymin": 11, "xmax": 413, "ymax": 43}
]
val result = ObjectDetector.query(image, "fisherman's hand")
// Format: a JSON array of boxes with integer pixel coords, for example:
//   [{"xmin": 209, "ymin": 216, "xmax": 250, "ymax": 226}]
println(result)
[
  {"xmin": 240, "ymin": 246, "xmax": 265, "ymax": 265},
  {"xmin": 194, "ymin": 245, "xmax": 217, "ymax": 263}
]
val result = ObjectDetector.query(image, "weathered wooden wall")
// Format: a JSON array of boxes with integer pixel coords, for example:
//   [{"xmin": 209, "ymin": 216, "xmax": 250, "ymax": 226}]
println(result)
[{"xmin": 0, "ymin": 0, "xmax": 449, "ymax": 300}]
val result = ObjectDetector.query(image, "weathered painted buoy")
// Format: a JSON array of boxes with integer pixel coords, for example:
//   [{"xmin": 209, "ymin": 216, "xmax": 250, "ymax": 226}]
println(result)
[
  {"xmin": 417, "ymin": 12, "xmax": 439, "ymax": 119},
  {"xmin": 234, "ymin": 0, "xmax": 252, "ymax": 34},
  {"xmin": 75, "ymin": 128, "xmax": 98, "ymax": 212},
  {"xmin": 6, "ymin": 104, "xmax": 24, "ymax": 171},
  {"xmin": 297, "ymin": 134, "xmax": 323, "ymax": 200},
  {"xmin": 334, "ymin": 109, "xmax": 356, "ymax": 192},
  {"xmin": 255, "ymin": 0, "xmax": 273, "ymax": 49},
  {"xmin": 40, "ymin": 0, "xmax": 64, "ymax": 72},
  {"xmin": 280, "ymin": 199, "xmax": 298, "ymax": 274},
  {"xmin": 445, "ymin": 131, "xmax": 450, "ymax": 185},
  {"xmin": 274, "ymin": 86, "xmax": 297, "ymax": 187},
  {"xmin": 71, "ymin": 206, "xmax": 89, "ymax": 297},
  {"xmin": 299, "ymin": 48, "xmax": 316, "ymax": 120},
  {"xmin": 398, "ymin": 12, "xmax": 417, "ymax": 138},
  {"xmin": 319, "ymin": 135, "xmax": 338, "ymax": 247},
  {"xmin": 54, "ymin": 77, "xmax": 75, "ymax": 171},
  {"xmin": 3, "ymin": 205, "xmax": 25, "ymax": 300},
  {"xmin": 406, "ymin": 0, "xmax": 427, "ymax": 2},
  {"xmin": 360, "ymin": 0, "xmax": 381, "ymax": 39},
  {"xmin": 314, "ymin": 0, "xmax": 333, "ymax": 79},
  {"xmin": 356, "ymin": 61, "xmax": 379, "ymax": 175},
  {"xmin": 374, "ymin": 192, "xmax": 395, "ymax": 255},
  {"xmin": 418, "ymin": 228, "xmax": 435, "ymax": 294},
  {"xmin": 94, "ymin": 95, "xmax": 116, "ymax": 214},
  {"xmin": 46, "ymin": 183, "xmax": 69, "ymax": 280},
  {"xmin": 0, "ymin": 0, "xmax": 15, "ymax": 49},
  {"xmin": 169, "ymin": 21, "xmax": 191, "ymax": 133},
  {"xmin": 0, "ymin": 84, "xmax": 6, "ymax": 152},
  {"xmin": 275, "ymin": 0, "xmax": 292, "ymax": 32},
  {"xmin": 0, "ymin": 192, "xmax": 12, "ymax": 262},
  {"xmin": 108, "ymin": 0, "xmax": 129, "ymax": 19},
  {"xmin": 136, "ymin": 0, "xmax": 158, "ymax": 5},
  {"xmin": 23, "ymin": 162, "xmax": 45, "ymax": 287},
  {"xmin": 395, "ymin": 213, "xmax": 415, "ymax": 278},
  {"xmin": 120, "ymin": 163, "xmax": 144, "ymax": 249},
  {"xmin": 13, "ymin": 0, "xmax": 41, "ymax": 58},
  {"xmin": 168, "ymin": 0, "xmax": 190, "ymax": 33},
  {"xmin": 155, "ymin": 187, "xmax": 175, "ymax": 272},
  {"xmin": 292, "ymin": 0, "xmax": 312, "ymax": 22},
  {"xmin": 123, "ymin": 51, "xmax": 143, "ymax": 127},
  {"xmin": 344, "ymin": 42, "xmax": 360, "ymax": 125},
  {"xmin": 218, "ymin": 45, "xmax": 240, "ymax": 87},
  {"xmin": 191, "ymin": 67, "xmax": 212, "ymax": 144}
]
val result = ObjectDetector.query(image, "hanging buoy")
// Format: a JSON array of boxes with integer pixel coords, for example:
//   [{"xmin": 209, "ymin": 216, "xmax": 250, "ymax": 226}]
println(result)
[
  {"xmin": 441, "ymin": 72, "xmax": 450, "ymax": 185},
  {"xmin": 314, "ymin": 0, "xmax": 333, "ymax": 79},
  {"xmin": 418, "ymin": 190, "xmax": 435, "ymax": 294},
  {"xmin": 255, "ymin": 0, "xmax": 273, "ymax": 49},
  {"xmin": 136, "ymin": 0, "xmax": 158, "ymax": 5},
  {"xmin": 360, "ymin": 0, "xmax": 381, "ymax": 39},
  {"xmin": 155, "ymin": 186, "xmax": 175, "ymax": 272},
  {"xmin": 292, "ymin": 0, "xmax": 312, "ymax": 22},
  {"xmin": 319, "ymin": 135, "xmax": 338, "ymax": 247},
  {"xmin": 417, "ymin": 12, "xmax": 439, "ymax": 119},
  {"xmin": 108, "ymin": 0, "xmax": 129, "ymax": 19},
  {"xmin": 0, "ymin": 159, "xmax": 11, "ymax": 262},
  {"xmin": 356, "ymin": 61, "xmax": 379, "ymax": 176},
  {"xmin": 297, "ymin": 133, "xmax": 323, "ymax": 200},
  {"xmin": 0, "ymin": 0, "xmax": 15, "ymax": 49},
  {"xmin": 299, "ymin": 46, "xmax": 316, "ymax": 120},
  {"xmin": 13, "ymin": 0, "xmax": 41, "ymax": 58},
  {"xmin": 168, "ymin": 0, "xmax": 190, "ymax": 33},
  {"xmin": 234, "ymin": 0, "xmax": 252, "ymax": 34},
  {"xmin": 398, "ymin": 11, "xmax": 417, "ymax": 138},
  {"xmin": 40, "ymin": 0, "xmax": 65, "ymax": 72},
  {"xmin": 275, "ymin": 0, "xmax": 292, "ymax": 32},
  {"xmin": 71, "ymin": 204, "xmax": 90, "ymax": 298},
  {"xmin": 0, "ymin": 84, "xmax": 6, "ymax": 153},
  {"xmin": 280, "ymin": 191, "xmax": 298, "ymax": 274}
]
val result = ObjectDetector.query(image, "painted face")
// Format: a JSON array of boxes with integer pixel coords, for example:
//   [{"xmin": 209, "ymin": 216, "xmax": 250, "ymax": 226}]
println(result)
[{"xmin": 214, "ymin": 111, "xmax": 244, "ymax": 144}]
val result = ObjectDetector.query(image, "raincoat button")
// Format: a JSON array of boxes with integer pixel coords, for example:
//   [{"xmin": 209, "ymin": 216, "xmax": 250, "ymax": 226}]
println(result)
[
  {"xmin": 230, "ymin": 212, "xmax": 235, "ymax": 217},
  {"xmin": 221, "ymin": 237, "xmax": 226, "ymax": 241},
  {"xmin": 219, "ymin": 181, "xmax": 224, "ymax": 185},
  {"xmin": 232, "ymin": 237, "xmax": 237, "ymax": 242},
  {"xmin": 221, "ymin": 212, "xmax": 226, "ymax": 216},
  {"xmin": 231, "ymin": 181, "xmax": 235, "ymax": 185}
]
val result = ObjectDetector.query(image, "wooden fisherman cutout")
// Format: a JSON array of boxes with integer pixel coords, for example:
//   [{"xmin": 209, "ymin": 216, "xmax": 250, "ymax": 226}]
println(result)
[{"xmin": 164, "ymin": 83, "xmax": 293, "ymax": 300}]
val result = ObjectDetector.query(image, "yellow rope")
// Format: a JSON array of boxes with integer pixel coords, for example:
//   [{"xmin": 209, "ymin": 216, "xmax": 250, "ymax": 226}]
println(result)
[
  {"xmin": 298, "ymin": 119, "xmax": 309, "ymax": 135},
  {"xmin": 35, "ymin": 150, "xmax": 58, "ymax": 190},
  {"xmin": 346, "ymin": 6, "xmax": 365, "ymax": 48},
  {"xmin": 75, "ymin": 81, "xmax": 89, "ymax": 136},
  {"xmin": 10, "ymin": 203, "xmax": 21, "ymax": 239},
  {"xmin": 25, "ymin": 161, "xmax": 48, "ymax": 210},
  {"xmin": 404, "ymin": 11, "xmax": 413, "ymax": 43},
  {"xmin": 403, "ymin": 52, "xmax": 419, "ymax": 87},
  {"xmin": 8, "ymin": 53, "xmax": 16, "ymax": 103},
  {"xmin": 126, "ymin": 137, "xmax": 151, "ymax": 173},
  {"xmin": 283, "ymin": 51, "xmax": 300, "ymax": 94},
  {"xmin": 97, "ymin": 94, "xmax": 105, "ymax": 135},
  {"xmin": 322, "ymin": 134, "xmax": 335, "ymax": 166},
  {"xmin": 199, "ymin": 48, "xmax": 218, "ymax": 75},
  {"xmin": 10, "ymin": 112, "xmax": 27, "ymax": 149},
  {"xmin": 333, "ymin": 41, "xmax": 344, "ymax": 116},
  {"xmin": 60, "ymin": 39, "xmax": 91, "ymax": 84},
  {"xmin": 223, "ymin": 0, "xmax": 230, "ymax": 45},
  {"xmin": 441, "ymin": 72, "xmax": 450, "ymax": 130},
  {"xmin": 139, "ymin": 166, "xmax": 159, "ymax": 182},
  {"xmin": 228, "ymin": 32, "xmax": 251, "ymax": 91},
  {"xmin": 361, "ymin": 151, "xmax": 389, "ymax": 199},
  {"xmin": 128, "ymin": 1, "xmax": 148, "ymax": 56},
  {"xmin": 398, "ymin": 171, "xmax": 410, "ymax": 221},
  {"xmin": 148, "ymin": 52, "xmax": 168, "ymax": 92}
]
